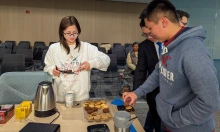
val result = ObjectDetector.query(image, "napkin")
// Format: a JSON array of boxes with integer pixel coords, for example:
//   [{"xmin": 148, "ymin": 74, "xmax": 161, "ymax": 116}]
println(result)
[
  {"xmin": 111, "ymin": 98, "xmax": 124, "ymax": 106},
  {"xmin": 130, "ymin": 124, "xmax": 137, "ymax": 132}
]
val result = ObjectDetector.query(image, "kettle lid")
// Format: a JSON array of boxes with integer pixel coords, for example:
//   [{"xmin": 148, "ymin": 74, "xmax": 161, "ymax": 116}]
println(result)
[
  {"xmin": 39, "ymin": 81, "xmax": 52, "ymax": 86},
  {"xmin": 115, "ymin": 111, "xmax": 130, "ymax": 119}
]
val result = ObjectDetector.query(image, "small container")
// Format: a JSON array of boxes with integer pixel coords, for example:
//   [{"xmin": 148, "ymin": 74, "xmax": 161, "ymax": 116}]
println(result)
[
  {"xmin": 15, "ymin": 101, "xmax": 32, "ymax": 120},
  {"xmin": 114, "ymin": 111, "xmax": 132, "ymax": 132},
  {"xmin": 65, "ymin": 90, "xmax": 74, "ymax": 107},
  {"xmin": 119, "ymin": 72, "xmax": 124, "ymax": 79}
]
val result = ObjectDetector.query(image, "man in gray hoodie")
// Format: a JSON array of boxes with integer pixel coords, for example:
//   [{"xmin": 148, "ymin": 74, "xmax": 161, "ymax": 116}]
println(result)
[{"xmin": 123, "ymin": 0, "xmax": 220, "ymax": 132}]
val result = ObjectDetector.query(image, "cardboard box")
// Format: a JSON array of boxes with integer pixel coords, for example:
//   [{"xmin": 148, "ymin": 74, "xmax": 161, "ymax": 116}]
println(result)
[
  {"xmin": 15, "ymin": 101, "xmax": 32, "ymax": 120},
  {"xmin": 0, "ymin": 104, "xmax": 14, "ymax": 124}
]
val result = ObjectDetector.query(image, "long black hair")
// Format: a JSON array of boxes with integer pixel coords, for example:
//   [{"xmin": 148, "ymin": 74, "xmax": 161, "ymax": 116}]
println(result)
[{"xmin": 59, "ymin": 16, "xmax": 81, "ymax": 54}]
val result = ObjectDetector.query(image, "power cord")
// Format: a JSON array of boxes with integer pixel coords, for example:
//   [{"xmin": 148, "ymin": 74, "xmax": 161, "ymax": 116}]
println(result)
[
  {"xmin": 50, "ymin": 110, "xmax": 60, "ymax": 124},
  {"xmin": 26, "ymin": 109, "xmax": 60, "ymax": 124},
  {"xmin": 26, "ymin": 118, "xmax": 34, "ymax": 122}
]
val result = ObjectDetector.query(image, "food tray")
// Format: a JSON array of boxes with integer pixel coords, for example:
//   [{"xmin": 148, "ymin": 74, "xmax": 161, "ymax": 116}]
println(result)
[{"xmin": 82, "ymin": 99, "xmax": 114, "ymax": 122}]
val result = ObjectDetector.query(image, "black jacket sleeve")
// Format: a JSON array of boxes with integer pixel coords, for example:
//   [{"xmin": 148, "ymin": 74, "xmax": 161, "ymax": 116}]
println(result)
[{"xmin": 133, "ymin": 41, "xmax": 148, "ymax": 91}]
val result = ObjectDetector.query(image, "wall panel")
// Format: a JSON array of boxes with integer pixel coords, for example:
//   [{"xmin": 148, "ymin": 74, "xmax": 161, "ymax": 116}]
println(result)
[{"xmin": 0, "ymin": 0, "xmax": 146, "ymax": 46}]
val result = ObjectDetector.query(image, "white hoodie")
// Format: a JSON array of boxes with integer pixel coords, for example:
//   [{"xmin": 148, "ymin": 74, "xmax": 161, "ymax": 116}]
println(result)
[{"xmin": 44, "ymin": 41, "xmax": 110, "ymax": 101}]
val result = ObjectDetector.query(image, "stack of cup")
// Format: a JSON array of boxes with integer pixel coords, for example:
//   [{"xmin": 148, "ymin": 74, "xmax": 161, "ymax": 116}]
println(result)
[{"xmin": 65, "ymin": 90, "xmax": 74, "ymax": 107}]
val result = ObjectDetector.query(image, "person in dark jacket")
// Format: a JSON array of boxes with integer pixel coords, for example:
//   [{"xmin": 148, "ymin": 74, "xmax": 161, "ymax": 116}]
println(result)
[{"xmin": 133, "ymin": 19, "xmax": 161, "ymax": 132}]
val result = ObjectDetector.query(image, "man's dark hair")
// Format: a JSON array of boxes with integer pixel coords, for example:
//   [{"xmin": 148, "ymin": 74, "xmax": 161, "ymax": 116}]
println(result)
[
  {"xmin": 139, "ymin": 0, "xmax": 179, "ymax": 24},
  {"xmin": 176, "ymin": 10, "xmax": 190, "ymax": 21},
  {"xmin": 139, "ymin": 19, "xmax": 145, "ymax": 27}
]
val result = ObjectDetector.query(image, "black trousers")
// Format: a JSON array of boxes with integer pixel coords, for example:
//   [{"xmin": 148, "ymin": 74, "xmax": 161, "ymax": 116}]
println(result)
[{"xmin": 144, "ymin": 88, "xmax": 162, "ymax": 132}]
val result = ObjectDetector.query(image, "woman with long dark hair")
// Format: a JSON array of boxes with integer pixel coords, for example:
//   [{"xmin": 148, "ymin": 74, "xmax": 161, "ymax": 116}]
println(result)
[{"xmin": 44, "ymin": 16, "xmax": 110, "ymax": 102}]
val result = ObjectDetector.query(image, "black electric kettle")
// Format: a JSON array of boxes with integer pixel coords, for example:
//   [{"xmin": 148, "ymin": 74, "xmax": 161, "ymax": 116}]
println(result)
[{"xmin": 34, "ymin": 81, "xmax": 56, "ymax": 117}]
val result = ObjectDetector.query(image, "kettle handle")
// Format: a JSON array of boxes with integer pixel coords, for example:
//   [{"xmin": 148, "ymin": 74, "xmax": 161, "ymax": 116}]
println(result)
[
  {"xmin": 125, "ymin": 116, "xmax": 137, "ymax": 126},
  {"xmin": 128, "ymin": 116, "xmax": 137, "ymax": 122}
]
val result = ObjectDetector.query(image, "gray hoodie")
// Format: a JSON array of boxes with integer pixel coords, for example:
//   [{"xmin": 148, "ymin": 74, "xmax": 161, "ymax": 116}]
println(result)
[{"xmin": 134, "ymin": 26, "xmax": 220, "ymax": 132}]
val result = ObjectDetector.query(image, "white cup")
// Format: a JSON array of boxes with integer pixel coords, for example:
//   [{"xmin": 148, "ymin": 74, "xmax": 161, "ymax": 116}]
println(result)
[{"xmin": 65, "ymin": 90, "xmax": 74, "ymax": 107}]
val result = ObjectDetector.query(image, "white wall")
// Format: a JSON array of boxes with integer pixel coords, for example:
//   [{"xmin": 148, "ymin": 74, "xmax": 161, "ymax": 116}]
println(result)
[
  {"xmin": 171, "ymin": 0, "xmax": 220, "ymax": 59},
  {"xmin": 0, "ymin": 0, "xmax": 146, "ymax": 46}
]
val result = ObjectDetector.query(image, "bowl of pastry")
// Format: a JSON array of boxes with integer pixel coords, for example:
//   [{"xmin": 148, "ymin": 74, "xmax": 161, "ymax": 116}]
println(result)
[{"xmin": 117, "ymin": 100, "xmax": 135, "ymax": 113}]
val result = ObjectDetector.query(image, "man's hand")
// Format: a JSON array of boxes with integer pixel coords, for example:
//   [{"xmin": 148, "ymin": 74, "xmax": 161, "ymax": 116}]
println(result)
[{"xmin": 122, "ymin": 92, "xmax": 138, "ymax": 107}]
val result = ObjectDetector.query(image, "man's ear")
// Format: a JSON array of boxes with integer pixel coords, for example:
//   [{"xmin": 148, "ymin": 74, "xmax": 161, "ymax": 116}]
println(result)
[{"xmin": 161, "ymin": 17, "xmax": 168, "ymax": 28}]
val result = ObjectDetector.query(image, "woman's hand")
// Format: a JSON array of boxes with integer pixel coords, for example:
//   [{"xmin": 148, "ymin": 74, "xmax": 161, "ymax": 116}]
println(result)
[
  {"xmin": 76, "ymin": 61, "xmax": 90, "ymax": 72},
  {"xmin": 52, "ymin": 67, "xmax": 60, "ymax": 77}
]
